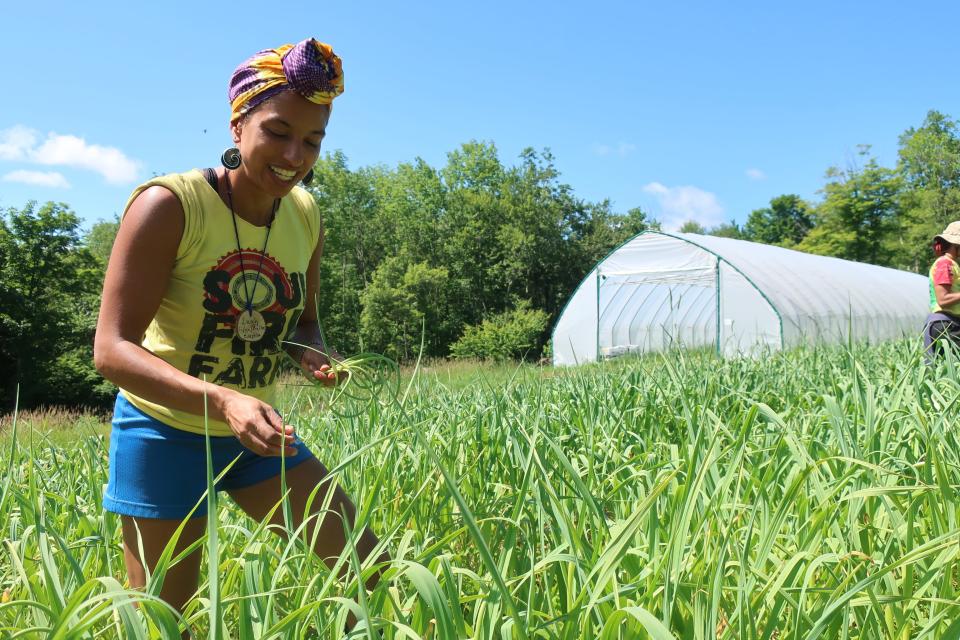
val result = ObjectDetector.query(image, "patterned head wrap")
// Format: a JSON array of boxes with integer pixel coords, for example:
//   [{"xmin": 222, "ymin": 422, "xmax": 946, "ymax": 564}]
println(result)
[{"xmin": 228, "ymin": 38, "xmax": 344, "ymax": 123}]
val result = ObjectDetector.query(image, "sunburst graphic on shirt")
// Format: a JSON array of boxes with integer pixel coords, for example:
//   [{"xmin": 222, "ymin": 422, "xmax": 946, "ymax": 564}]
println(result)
[{"xmin": 205, "ymin": 249, "xmax": 298, "ymax": 314}]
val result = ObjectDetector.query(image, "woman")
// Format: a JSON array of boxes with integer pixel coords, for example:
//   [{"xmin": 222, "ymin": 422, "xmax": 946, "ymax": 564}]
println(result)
[
  {"xmin": 94, "ymin": 38, "xmax": 383, "ymax": 627},
  {"xmin": 924, "ymin": 221, "xmax": 960, "ymax": 359}
]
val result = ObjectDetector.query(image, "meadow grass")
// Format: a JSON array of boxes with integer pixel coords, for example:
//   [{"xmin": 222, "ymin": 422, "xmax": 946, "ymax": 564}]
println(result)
[
  {"xmin": 0, "ymin": 406, "xmax": 110, "ymax": 446},
  {"xmin": 2, "ymin": 339, "xmax": 960, "ymax": 638}
]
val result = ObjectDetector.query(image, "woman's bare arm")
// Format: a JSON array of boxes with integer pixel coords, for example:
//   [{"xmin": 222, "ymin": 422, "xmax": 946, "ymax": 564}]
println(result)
[
  {"xmin": 935, "ymin": 282, "xmax": 960, "ymax": 309},
  {"xmin": 286, "ymin": 215, "xmax": 341, "ymax": 384},
  {"xmin": 94, "ymin": 186, "xmax": 295, "ymax": 455}
]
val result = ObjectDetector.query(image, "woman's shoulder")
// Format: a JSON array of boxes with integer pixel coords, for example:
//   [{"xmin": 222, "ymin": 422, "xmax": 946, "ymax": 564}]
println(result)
[
  {"xmin": 127, "ymin": 169, "xmax": 206, "ymax": 201},
  {"xmin": 136, "ymin": 169, "xmax": 208, "ymax": 196},
  {"xmin": 931, "ymin": 255, "xmax": 960, "ymax": 282},
  {"xmin": 283, "ymin": 185, "xmax": 322, "ymax": 242},
  {"xmin": 122, "ymin": 179, "xmax": 188, "ymax": 237},
  {"xmin": 123, "ymin": 170, "xmax": 215, "ymax": 257},
  {"xmin": 125, "ymin": 169, "xmax": 219, "ymax": 220},
  {"xmin": 285, "ymin": 184, "xmax": 319, "ymax": 213}
]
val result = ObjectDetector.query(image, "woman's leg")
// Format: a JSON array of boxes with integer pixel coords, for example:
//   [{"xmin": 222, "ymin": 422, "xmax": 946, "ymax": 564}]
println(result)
[
  {"xmin": 121, "ymin": 515, "xmax": 207, "ymax": 626},
  {"xmin": 226, "ymin": 457, "xmax": 386, "ymax": 590},
  {"xmin": 927, "ymin": 319, "xmax": 960, "ymax": 360}
]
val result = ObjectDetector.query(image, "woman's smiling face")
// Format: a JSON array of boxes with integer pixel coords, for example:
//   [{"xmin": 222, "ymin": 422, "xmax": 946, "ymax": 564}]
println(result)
[{"xmin": 231, "ymin": 90, "xmax": 331, "ymax": 198}]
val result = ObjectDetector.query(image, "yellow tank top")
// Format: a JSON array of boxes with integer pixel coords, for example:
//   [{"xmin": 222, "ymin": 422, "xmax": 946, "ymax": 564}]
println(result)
[{"xmin": 120, "ymin": 170, "xmax": 321, "ymax": 436}]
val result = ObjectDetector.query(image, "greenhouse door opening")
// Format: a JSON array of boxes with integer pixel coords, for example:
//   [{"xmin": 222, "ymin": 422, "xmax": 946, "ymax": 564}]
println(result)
[{"xmin": 598, "ymin": 266, "xmax": 718, "ymax": 358}]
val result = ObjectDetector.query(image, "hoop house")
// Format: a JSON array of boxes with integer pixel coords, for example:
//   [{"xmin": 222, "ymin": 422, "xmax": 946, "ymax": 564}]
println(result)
[{"xmin": 552, "ymin": 231, "xmax": 928, "ymax": 365}]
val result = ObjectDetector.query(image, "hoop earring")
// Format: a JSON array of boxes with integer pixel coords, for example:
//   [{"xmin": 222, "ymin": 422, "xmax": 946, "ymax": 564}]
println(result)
[
  {"xmin": 221, "ymin": 147, "xmax": 242, "ymax": 170},
  {"xmin": 302, "ymin": 169, "xmax": 314, "ymax": 185}
]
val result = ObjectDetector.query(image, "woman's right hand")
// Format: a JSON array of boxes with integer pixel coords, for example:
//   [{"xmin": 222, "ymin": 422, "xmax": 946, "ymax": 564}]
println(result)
[{"xmin": 218, "ymin": 390, "xmax": 297, "ymax": 457}]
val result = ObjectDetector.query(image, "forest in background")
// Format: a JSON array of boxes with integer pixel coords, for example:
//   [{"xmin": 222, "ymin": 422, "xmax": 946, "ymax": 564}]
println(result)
[{"xmin": 2, "ymin": 110, "xmax": 958, "ymax": 410}]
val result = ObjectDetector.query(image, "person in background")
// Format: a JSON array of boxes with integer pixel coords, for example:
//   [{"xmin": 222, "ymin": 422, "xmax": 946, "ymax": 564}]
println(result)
[
  {"xmin": 924, "ymin": 221, "xmax": 960, "ymax": 359},
  {"xmin": 94, "ymin": 38, "xmax": 384, "ymax": 635}
]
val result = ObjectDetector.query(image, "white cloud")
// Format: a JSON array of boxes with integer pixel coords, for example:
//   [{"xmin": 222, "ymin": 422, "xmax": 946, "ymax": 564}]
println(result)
[
  {"xmin": 642, "ymin": 182, "xmax": 725, "ymax": 231},
  {"xmin": 746, "ymin": 168, "xmax": 766, "ymax": 181},
  {"xmin": 2, "ymin": 170, "xmax": 71, "ymax": 188},
  {"xmin": 0, "ymin": 126, "xmax": 140, "ymax": 184},
  {"xmin": 32, "ymin": 134, "xmax": 140, "ymax": 184},
  {"xmin": 0, "ymin": 126, "xmax": 37, "ymax": 161},
  {"xmin": 593, "ymin": 141, "xmax": 637, "ymax": 157}
]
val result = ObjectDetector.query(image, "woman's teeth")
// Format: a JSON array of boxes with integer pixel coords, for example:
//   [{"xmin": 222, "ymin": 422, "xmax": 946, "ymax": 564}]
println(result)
[{"xmin": 270, "ymin": 166, "xmax": 296, "ymax": 181}]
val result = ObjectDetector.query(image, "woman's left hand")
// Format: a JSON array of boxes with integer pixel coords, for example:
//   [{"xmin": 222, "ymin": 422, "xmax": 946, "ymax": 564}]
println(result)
[{"xmin": 301, "ymin": 347, "xmax": 343, "ymax": 387}]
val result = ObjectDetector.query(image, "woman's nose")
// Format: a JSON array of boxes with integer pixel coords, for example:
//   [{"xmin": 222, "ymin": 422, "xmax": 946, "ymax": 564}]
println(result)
[{"xmin": 283, "ymin": 142, "xmax": 304, "ymax": 167}]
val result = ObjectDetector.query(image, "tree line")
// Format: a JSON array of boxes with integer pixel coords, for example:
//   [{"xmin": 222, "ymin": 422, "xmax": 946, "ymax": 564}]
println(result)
[{"xmin": 2, "ymin": 110, "xmax": 957, "ymax": 410}]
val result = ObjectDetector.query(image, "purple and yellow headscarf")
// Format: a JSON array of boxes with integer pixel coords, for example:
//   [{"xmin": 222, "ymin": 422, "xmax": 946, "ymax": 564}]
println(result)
[{"xmin": 228, "ymin": 38, "xmax": 344, "ymax": 123}]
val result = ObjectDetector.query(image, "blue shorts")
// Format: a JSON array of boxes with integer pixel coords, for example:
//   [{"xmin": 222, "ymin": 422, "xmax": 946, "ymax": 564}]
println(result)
[{"xmin": 102, "ymin": 394, "xmax": 315, "ymax": 520}]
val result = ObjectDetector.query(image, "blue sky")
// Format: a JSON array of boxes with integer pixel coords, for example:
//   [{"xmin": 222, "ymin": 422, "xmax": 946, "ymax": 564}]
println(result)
[{"xmin": 2, "ymin": 1, "xmax": 958, "ymax": 231}]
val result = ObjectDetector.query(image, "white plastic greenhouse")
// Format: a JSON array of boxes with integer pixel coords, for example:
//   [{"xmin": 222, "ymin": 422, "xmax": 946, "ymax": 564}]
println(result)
[{"xmin": 552, "ymin": 231, "xmax": 929, "ymax": 366}]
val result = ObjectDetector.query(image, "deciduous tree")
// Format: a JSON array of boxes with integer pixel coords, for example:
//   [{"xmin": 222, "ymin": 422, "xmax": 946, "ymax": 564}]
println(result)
[
  {"xmin": 743, "ymin": 195, "xmax": 813, "ymax": 247},
  {"xmin": 798, "ymin": 148, "xmax": 902, "ymax": 266},
  {"xmin": 0, "ymin": 202, "xmax": 111, "ymax": 409}
]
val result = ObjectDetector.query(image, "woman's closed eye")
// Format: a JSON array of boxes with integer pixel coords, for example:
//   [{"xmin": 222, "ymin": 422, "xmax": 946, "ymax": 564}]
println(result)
[{"xmin": 265, "ymin": 128, "xmax": 321, "ymax": 148}]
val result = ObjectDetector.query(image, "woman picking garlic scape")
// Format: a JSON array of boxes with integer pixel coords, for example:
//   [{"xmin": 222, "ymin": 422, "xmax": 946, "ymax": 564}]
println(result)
[{"xmin": 94, "ymin": 38, "xmax": 383, "ymax": 622}]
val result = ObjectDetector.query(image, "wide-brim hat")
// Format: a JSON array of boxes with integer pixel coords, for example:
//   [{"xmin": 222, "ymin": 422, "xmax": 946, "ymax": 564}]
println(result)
[{"xmin": 935, "ymin": 221, "xmax": 960, "ymax": 245}]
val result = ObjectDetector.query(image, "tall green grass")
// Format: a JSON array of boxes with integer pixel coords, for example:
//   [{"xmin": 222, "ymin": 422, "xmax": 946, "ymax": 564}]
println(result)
[{"xmin": 2, "ymin": 339, "xmax": 960, "ymax": 638}]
